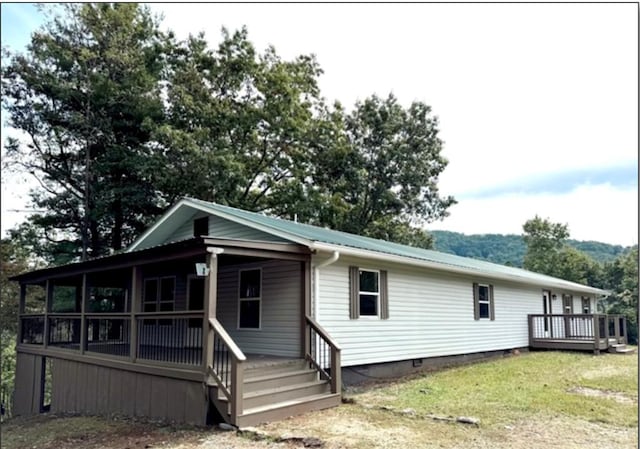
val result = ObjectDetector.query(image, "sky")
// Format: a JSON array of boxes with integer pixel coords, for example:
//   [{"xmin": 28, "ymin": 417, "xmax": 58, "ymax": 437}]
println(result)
[{"xmin": 1, "ymin": 3, "xmax": 638, "ymax": 246}]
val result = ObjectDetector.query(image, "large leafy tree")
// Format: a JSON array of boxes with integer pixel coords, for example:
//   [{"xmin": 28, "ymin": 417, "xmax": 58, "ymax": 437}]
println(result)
[
  {"xmin": 153, "ymin": 27, "xmax": 323, "ymax": 213},
  {"xmin": 522, "ymin": 216, "xmax": 603, "ymax": 285},
  {"xmin": 300, "ymin": 94, "xmax": 454, "ymax": 247},
  {"xmin": 2, "ymin": 3, "xmax": 166, "ymax": 262}
]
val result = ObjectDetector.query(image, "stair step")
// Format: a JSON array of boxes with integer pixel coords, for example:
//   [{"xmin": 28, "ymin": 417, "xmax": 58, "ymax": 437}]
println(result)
[
  {"xmin": 245, "ymin": 359, "xmax": 308, "ymax": 377},
  {"xmin": 243, "ymin": 380, "xmax": 330, "ymax": 409},
  {"xmin": 236, "ymin": 392, "xmax": 341, "ymax": 427},
  {"xmin": 615, "ymin": 347, "xmax": 636, "ymax": 354},
  {"xmin": 244, "ymin": 369, "xmax": 319, "ymax": 392}
]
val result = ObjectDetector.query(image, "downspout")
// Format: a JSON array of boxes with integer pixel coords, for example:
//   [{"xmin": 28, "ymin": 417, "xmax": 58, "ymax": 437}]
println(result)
[{"xmin": 313, "ymin": 251, "xmax": 340, "ymax": 320}]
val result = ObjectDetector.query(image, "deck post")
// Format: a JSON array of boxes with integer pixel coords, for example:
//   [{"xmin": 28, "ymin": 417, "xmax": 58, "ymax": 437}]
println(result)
[
  {"xmin": 17, "ymin": 283, "xmax": 26, "ymax": 345},
  {"xmin": 330, "ymin": 348, "xmax": 341, "ymax": 395},
  {"xmin": 230, "ymin": 358, "xmax": 244, "ymax": 422},
  {"xmin": 203, "ymin": 248, "xmax": 222, "ymax": 373},
  {"xmin": 613, "ymin": 316, "xmax": 621, "ymax": 343},
  {"xmin": 621, "ymin": 317, "xmax": 628, "ymax": 344},
  {"xmin": 79, "ymin": 274, "xmax": 87, "ymax": 354},
  {"xmin": 43, "ymin": 280, "xmax": 52, "ymax": 348},
  {"xmin": 130, "ymin": 266, "xmax": 141, "ymax": 363},
  {"xmin": 527, "ymin": 315, "xmax": 533, "ymax": 347},
  {"xmin": 593, "ymin": 314, "xmax": 600, "ymax": 354},
  {"xmin": 303, "ymin": 261, "xmax": 311, "ymax": 359}
]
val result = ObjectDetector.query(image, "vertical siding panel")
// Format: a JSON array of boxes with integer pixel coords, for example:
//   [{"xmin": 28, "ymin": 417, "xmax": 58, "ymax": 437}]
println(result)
[
  {"xmin": 85, "ymin": 364, "xmax": 99, "ymax": 413},
  {"xmin": 150, "ymin": 376, "xmax": 167, "ymax": 420},
  {"xmin": 108, "ymin": 368, "xmax": 123, "ymax": 414},
  {"xmin": 134, "ymin": 373, "xmax": 151, "ymax": 417},
  {"xmin": 166, "ymin": 378, "xmax": 186, "ymax": 423},
  {"xmin": 120, "ymin": 370, "xmax": 136, "ymax": 417},
  {"xmin": 183, "ymin": 381, "xmax": 206, "ymax": 425},
  {"xmin": 96, "ymin": 364, "xmax": 109, "ymax": 414}
]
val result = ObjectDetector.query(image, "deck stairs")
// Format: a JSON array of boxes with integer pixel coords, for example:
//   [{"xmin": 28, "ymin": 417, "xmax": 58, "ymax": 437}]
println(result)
[
  {"xmin": 607, "ymin": 339, "xmax": 637, "ymax": 355},
  {"xmin": 208, "ymin": 359, "xmax": 341, "ymax": 427}
]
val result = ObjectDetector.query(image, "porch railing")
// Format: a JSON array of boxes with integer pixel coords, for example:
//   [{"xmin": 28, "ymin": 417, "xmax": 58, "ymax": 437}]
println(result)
[
  {"xmin": 18, "ymin": 311, "xmax": 205, "ymax": 368},
  {"xmin": 305, "ymin": 315, "xmax": 341, "ymax": 394},
  {"xmin": 528, "ymin": 314, "xmax": 627, "ymax": 353},
  {"xmin": 207, "ymin": 318, "xmax": 246, "ymax": 422}
]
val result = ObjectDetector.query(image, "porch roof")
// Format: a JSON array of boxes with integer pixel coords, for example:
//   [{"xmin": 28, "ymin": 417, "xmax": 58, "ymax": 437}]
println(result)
[{"xmin": 131, "ymin": 197, "xmax": 607, "ymax": 295}]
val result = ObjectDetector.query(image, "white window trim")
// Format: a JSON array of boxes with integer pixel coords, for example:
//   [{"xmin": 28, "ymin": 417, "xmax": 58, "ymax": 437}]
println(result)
[
  {"xmin": 237, "ymin": 268, "xmax": 262, "ymax": 330},
  {"xmin": 477, "ymin": 283, "xmax": 491, "ymax": 320},
  {"xmin": 358, "ymin": 269, "xmax": 380, "ymax": 319}
]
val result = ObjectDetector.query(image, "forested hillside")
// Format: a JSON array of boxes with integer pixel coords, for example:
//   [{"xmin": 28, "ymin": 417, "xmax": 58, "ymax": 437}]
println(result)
[{"xmin": 431, "ymin": 230, "xmax": 630, "ymax": 267}]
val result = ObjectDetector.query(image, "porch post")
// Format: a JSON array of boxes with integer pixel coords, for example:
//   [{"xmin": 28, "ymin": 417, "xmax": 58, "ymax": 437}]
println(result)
[
  {"xmin": 79, "ymin": 274, "xmax": 88, "ymax": 354},
  {"xmin": 203, "ymin": 248, "xmax": 222, "ymax": 372},
  {"xmin": 43, "ymin": 280, "xmax": 52, "ymax": 348},
  {"xmin": 621, "ymin": 317, "xmax": 628, "ymax": 344},
  {"xmin": 16, "ymin": 284, "xmax": 26, "ymax": 345},
  {"xmin": 130, "ymin": 266, "xmax": 141, "ymax": 363},
  {"xmin": 613, "ymin": 316, "xmax": 621, "ymax": 342},
  {"xmin": 593, "ymin": 314, "xmax": 600, "ymax": 355},
  {"xmin": 302, "ymin": 260, "xmax": 311, "ymax": 358}
]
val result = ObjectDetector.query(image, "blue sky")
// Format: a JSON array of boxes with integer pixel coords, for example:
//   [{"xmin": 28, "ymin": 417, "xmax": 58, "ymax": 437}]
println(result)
[{"xmin": 1, "ymin": 3, "xmax": 638, "ymax": 246}]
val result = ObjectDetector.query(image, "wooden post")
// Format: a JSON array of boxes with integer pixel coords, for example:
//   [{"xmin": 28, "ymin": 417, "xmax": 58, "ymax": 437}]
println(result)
[
  {"xmin": 43, "ymin": 280, "xmax": 52, "ymax": 348},
  {"xmin": 80, "ymin": 274, "xmax": 88, "ymax": 354},
  {"xmin": 203, "ymin": 248, "xmax": 222, "ymax": 373},
  {"xmin": 527, "ymin": 315, "xmax": 533, "ymax": 346},
  {"xmin": 621, "ymin": 317, "xmax": 628, "ymax": 345},
  {"xmin": 230, "ymin": 358, "xmax": 244, "ymax": 421},
  {"xmin": 331, "ymin": 349, "xmax": 341, "ymax": 395},
  {"xmin": 17, "ymin": 284, "xmax": 26, "ymax": 345},
  {"xmin": 130, "ymin": 266, "xmax": 141, "ymax": 363},
  {"xmin": 613, "ymin": 316, "xmax": 621, "ymax": 343},
  {"xmin": 593, "ymin": 314, "xmax": 600, "ymax": 354},
  {"xmin": 302, "ymin": 260, "xmax": 311, "ymax": 359}
]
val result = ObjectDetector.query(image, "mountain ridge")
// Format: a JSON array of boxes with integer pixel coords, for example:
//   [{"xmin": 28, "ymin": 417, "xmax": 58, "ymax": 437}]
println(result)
[{"xmin": 430, "ymin": 230, "xmax": 632, "ymax": 267}]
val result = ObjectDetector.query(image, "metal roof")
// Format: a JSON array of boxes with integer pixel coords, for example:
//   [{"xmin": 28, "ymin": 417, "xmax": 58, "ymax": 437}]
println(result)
[{"xmin": 181, "ymin": 197, "xmax": 608, "ymax": 295}]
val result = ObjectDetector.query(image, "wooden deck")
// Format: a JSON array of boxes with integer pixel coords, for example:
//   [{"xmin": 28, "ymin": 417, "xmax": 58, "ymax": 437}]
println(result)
[{"xmin": 528, "ymin": 314, "xmax": 628, "ymax": 354}]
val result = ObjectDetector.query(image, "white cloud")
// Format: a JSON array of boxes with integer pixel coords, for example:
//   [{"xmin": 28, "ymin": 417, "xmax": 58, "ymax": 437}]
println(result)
[{"xmin": 430, "ymin": 183, "xmax": 638, "ymax": 246}]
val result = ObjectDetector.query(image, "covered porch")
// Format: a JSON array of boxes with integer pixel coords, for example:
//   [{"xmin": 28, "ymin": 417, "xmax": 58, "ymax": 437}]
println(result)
[
  {"xmin": 528, "ymin": 313, "xmax": 630, "ymax": 354},
  {"xmin": 12, "ymin": 237, "xmax": 342, "ymax": 425}
]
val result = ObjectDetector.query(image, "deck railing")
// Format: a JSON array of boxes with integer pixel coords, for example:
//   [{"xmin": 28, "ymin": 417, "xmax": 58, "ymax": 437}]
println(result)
[
  {"xmin": 207, "ymin": 318, "xmax": 246, "ymax": 421},
  {"xmin": 528, "ymin": 314, "xmax": 627, "ymax": 353},
  {"xmin": 18, "ymin": 312, "xmax": 205, "ymax": 368},
  {"xmin": 305, "ymin": 315, "xmax": 342, "ymax": 394}
]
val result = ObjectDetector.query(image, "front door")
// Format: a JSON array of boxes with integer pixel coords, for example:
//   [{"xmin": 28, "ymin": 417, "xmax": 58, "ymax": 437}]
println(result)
[{"xmin": 542, "ymin": 290, "xmax": 552, "ymax": 335}]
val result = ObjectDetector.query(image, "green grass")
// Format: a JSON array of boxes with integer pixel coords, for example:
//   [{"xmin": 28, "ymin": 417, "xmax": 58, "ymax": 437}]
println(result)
[{"xmin": 353, "ymin": 350, "xmax": 638, "ymax": 427}]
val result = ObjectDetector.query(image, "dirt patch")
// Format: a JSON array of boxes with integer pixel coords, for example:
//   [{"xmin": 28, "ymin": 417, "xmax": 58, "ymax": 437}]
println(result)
[{"xmin": 568, "ymin": 387, "xmax": 636, "ymax": 404}]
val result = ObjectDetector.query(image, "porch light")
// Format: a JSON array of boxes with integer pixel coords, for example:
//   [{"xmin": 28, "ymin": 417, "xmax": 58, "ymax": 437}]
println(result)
[
  {"xmin": 552, "ymin": 294, "xmax": 557, "ymax": 300},
  {"xmin": 195, "ymin": 263, "xmax": 210, "ymax": 277}
]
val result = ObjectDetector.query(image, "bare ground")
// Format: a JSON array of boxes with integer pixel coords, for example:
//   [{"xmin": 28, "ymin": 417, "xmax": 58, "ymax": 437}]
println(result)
[{"xmin": 2, "ymin": 404, "xmax": 637, "ymax": 449}]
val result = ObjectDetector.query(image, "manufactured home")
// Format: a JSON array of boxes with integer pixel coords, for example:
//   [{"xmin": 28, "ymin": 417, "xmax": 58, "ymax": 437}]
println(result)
[{"xmin": 11, "ymin": 197, "xmax": 629, "ymax": 426}]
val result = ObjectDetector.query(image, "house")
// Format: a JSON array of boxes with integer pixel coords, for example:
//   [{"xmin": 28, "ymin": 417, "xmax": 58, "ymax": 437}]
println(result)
[{"xmin": 11, "ymin": 197, "xmax": 629, "ymax": 427}]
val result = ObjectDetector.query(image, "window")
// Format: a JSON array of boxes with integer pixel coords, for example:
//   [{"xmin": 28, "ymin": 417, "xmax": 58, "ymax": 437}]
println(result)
[
  {"xmin": 562, "ymin": 294, "xmax": 573, "ymax": 314},
  {"xmin": 349, "ymin": 266, "xmax": 389, "ymax": 319},
  {"xmin": 581, "ymin": 297, "xmax": 591, "ymax": 314},
  {"xmin": 473, "ymin": 283, "xmax": 494, "ymax": 320},
  {"xmin": 143, "ymin": 277, "xmax": 175, "ymax": 325},
  {"xmin": 194, "ymin": 216, "xmax": 209, "ymax": 237},
  {"xmin": 238, "ymin": 269, "xmax": 261, "ymax": 329}
]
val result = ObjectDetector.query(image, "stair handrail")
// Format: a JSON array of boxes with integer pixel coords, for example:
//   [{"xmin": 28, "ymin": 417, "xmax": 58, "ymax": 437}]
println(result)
[
  {"xmin": 305, "ymin": 315, "xmax": 341, "ymax": 394},
  {"xmin": 207, "ymin": 318, "xmax": 245, "ymax": 421}
]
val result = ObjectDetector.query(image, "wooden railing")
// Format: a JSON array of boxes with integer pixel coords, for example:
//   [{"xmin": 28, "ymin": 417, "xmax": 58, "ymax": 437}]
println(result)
[
  {"xmin": 18, "ymin": 311, "xmax": 205, "ymax": 367},
  {"xmin": 305, "ymin": 315, "xmax": 342, "ymax": 394},
  {"xmin": 528, "ymin": 314, "xmax": 627, "ymax": 353},
  {"xmin": 207, "ymin": 318, "xmax": 246, "ymax": 421}
]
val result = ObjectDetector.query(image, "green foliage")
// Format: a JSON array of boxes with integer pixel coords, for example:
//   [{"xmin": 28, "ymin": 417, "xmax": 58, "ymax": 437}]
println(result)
[
  {"xmin": 602, "ymin": 246, "xmax": 638, "ymax": 344},
  {"xmin": 2, "ymin": 3, "xmax": 167, "ymax": 263}
]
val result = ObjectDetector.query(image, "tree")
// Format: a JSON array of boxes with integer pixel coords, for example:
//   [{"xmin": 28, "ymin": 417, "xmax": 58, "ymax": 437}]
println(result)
[
  {"xmin": 2, "ymin": 3, "xmax": 167, "ymax": 263},
  {"xmin": 602, "ymin": 246, "xmax": 638, "ymax": 344},
  {"xmin": 522, "ymin": 215, "xmax": 569, "ymax": 275},
  {"xmin": 296, "ymin": 94, "xmax": 455, "ymax": 248}
]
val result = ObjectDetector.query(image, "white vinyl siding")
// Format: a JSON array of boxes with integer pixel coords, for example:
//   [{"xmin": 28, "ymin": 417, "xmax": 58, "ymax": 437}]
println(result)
[
  {"xmin": 216, "ymin": 260, "xmax": 301, "ymax": 357},
  {"xmin": 166, "ymin": 213, "xmax": 289, "ymax": 244},
  {"xmin": 314, "ymin": 255, "xmax": 592, "ymax": 367}
]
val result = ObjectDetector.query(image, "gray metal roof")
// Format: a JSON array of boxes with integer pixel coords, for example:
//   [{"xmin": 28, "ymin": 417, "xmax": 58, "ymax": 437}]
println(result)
[{"xmin": 182, "ymin": 197, "xmax": 608, "ymax": 295}]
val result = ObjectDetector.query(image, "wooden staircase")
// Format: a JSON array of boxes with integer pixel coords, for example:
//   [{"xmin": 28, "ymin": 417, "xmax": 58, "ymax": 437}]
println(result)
[
  {"xmin": 209, "ymin": 359, "xmax": 341, "ymax": 427},
  {"xmin": 607, "ymin": 339, "xmax": 637, "ymax": 355}
]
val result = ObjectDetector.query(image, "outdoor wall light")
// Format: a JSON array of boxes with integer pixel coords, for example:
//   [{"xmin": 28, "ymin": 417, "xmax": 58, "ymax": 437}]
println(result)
[
  {"xmin": 195, "ymin": 263, "xmax": 210, "ymax": 276},
  {"xmin": 551, "ymin": 294, "xmax": 557, "ymax": 300}
]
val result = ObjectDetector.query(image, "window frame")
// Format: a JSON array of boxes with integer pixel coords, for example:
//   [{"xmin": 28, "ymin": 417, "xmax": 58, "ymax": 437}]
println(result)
[
  {"xmin": 473, "ymin": 282, "xmax": 495, "ymax": 321},
  {"xmin": 358, "ymin": 269, "xmax": 380, "ymax": 318},
  {"xmin": 237, "ymin": 268, "xmax": 262, "ymax": 330},
  {"xmin": 581, "ymin": 296, "xmax": 591, "ymax": 314},
  {"xmin": 142, "ymin": 276, "xmax": 176, "ymax": 326},
  {"xmin": 562, "ymin": 294, "xmax": 573, "ymax": 314}
]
